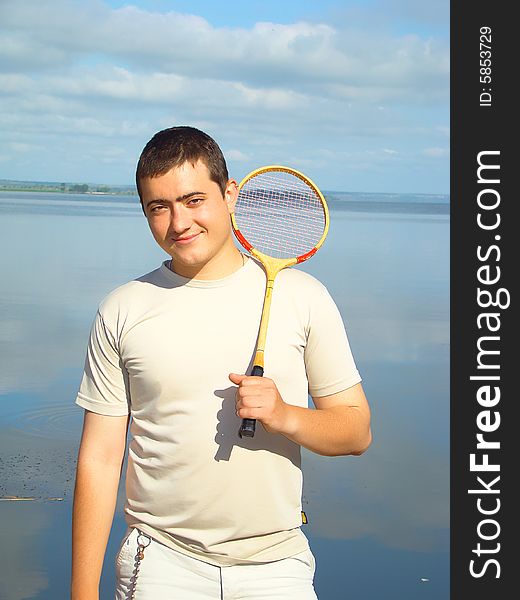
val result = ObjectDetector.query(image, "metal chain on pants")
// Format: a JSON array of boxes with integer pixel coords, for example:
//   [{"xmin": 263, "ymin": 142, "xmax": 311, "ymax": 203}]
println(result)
[{"xmin": 129, "ymin": 531, "xmax": 151, "ymax": 599}]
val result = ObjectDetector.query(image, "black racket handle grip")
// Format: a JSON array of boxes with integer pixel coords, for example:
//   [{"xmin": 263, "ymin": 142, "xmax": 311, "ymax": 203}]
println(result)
[{"xmin": 239, "ymin": 365, "xmax": 264, "ymax": 438}]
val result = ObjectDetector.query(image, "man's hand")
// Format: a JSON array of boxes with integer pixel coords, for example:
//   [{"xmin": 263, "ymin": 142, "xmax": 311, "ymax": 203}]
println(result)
[{"xmin": 228, "ymin": 373, "xmax": 294, "ymax": 435}]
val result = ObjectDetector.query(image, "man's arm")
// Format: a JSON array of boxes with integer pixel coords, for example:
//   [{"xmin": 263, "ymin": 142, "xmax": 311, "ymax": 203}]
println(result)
[
  {"xmin": 307, "ymin": 383, "xmax": 372, "ymax": 455},
  {"xmin": 230, "ymin": 374, "xmax": 372, "ymax": 456},
  {"xmin": 71, "ymin": 410, "xmax": 130, "ymax": 600}
]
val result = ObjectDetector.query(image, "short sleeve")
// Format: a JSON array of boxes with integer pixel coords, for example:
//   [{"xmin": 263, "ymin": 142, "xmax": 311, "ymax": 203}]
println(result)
[
  {"xmin": 75, "ymin": 310, "xmax": 130, "ymax": 416},
  {"xmin": 305, "ymin": 287, "xmax": 362, "ymax": 398}
]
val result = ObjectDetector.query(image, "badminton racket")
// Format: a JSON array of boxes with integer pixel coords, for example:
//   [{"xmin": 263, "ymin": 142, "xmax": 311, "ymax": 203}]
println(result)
[{"xmin": 231, "ymin": 165, "xmax": 330, "ymax": 438}]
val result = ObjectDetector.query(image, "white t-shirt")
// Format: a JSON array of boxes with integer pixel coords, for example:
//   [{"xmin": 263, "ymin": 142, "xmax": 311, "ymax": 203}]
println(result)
[{"xmin": 76, "ymin": 257, "xmax": 361, "ymax": 565}]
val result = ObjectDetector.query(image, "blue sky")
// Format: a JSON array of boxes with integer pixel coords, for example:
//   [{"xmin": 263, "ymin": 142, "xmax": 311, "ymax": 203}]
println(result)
[{"xmin": 0, "ymin": 0, "xmax": 449, "ymax": 193}]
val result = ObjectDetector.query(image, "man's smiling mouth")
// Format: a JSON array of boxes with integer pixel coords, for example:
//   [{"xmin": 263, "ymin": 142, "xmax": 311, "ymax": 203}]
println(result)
[{"xmin": 172, "ymin": 232, "xmax": 203, "ymax": 244}]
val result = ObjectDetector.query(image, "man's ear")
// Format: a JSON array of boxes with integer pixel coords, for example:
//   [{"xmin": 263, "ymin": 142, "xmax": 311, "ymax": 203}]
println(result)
[{"xmin": 224, "ymin": 179, "xmax": 239, "ymax": 213}]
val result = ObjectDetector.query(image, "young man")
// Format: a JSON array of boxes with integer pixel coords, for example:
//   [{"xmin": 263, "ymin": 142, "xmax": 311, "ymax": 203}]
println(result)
[{"xmin": 71, "ymin": 126, "xmax": 371, "ymax": 600}]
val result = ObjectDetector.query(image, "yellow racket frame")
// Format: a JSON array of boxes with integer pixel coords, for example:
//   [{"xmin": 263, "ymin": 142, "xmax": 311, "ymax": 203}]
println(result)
[{"xmin": 231, "ymin": 165, "xmax": 330, "ymax": 370}]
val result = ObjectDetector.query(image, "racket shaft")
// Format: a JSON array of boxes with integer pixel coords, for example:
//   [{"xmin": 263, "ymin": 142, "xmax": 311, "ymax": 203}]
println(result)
[
  {"xmin": 239, "ymin": 276, "xmax": 275, "ymax": 438},
  {"xmin": 253, "ymin": 278, "xmax": 274, "ymax": 366}
]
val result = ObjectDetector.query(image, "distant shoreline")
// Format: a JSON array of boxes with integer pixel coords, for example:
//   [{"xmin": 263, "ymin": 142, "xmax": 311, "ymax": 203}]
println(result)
[
  {"xmin": 0, "ymin": 181, "xmax": 137, "ymax": 196},
  {"xmin": 0, "ymin": 179, "xmax": 449, "ymax": 199}
]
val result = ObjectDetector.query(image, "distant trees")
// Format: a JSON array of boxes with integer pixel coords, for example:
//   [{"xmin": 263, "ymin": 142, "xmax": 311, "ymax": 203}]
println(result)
[
  {"xmin": 69, "ymin": 183, "xmax": 89, "ymax": 193},
  {"xmin": 0, "ymin": 179, "xmax": 137, "ymax": 195}
]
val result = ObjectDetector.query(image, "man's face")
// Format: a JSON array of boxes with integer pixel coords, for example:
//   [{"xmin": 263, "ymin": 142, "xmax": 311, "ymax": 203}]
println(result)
[{"xmin": 140, "ymin": 160, "xmax": 239, "ymax": 279}]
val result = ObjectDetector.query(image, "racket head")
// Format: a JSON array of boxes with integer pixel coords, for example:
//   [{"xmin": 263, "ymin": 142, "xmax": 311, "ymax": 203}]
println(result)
[{"xmin": 231, "ymin": 165, "xmax": 329, "ymax": 270}]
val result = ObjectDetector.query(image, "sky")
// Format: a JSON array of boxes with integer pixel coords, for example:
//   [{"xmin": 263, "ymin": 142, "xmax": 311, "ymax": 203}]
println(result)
[{"xmin": 0, "ymin": 0, "xmax": 449, "ymax": 194}]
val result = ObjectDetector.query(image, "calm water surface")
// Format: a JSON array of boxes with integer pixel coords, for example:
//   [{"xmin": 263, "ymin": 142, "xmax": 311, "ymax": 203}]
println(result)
[{"xmin": 0, "ymin": 191, "xmax": 449, "ymax": 599}]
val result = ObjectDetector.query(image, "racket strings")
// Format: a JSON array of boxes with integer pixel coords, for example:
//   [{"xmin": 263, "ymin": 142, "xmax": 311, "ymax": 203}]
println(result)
[{"xmin": 234, "ymin": 171, "xmax": 326, "ymax": 259}]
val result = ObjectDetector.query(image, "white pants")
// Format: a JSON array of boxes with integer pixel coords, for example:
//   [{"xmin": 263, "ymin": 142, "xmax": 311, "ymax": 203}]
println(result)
[{"xmin": 114, "ymin": 528, "xmax": 318, "ymax": 600}]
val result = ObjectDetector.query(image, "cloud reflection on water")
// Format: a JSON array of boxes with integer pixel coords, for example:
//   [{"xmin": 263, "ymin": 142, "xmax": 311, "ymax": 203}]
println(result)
[{"xmin": 0, "ymin": 503, "xmax": 49, "ymax": 600}]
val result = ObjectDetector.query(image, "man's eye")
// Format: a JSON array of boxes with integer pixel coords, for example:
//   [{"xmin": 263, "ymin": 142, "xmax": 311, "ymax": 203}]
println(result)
[
  {"xmin": 187, "ymin": 198, "xmax": 203, "ymax": 206},
  {"xmin": 149, "ymin": 205, "xmax": 166, "ymax": 213}
]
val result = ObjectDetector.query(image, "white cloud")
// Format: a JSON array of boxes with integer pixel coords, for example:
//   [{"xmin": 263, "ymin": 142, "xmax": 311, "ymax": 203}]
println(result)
[
  {"xmin": 225, "ymin": 149, "xmax": 250, "ymax": 162},
  {"xmin": 0, "ymin": 0, "xmax": 449, "ymax": 192},
  {"xmin": 0, "ymin": 73, "xmax": 34, "ymax": 93},
  {"xmin": 9, "ymin": 142, "xmax": 43, "ymax": 153},
  {"xmin": 0, "ymin": 0, "xmax": 448, "ymax": 102},
  {"xmin": 422, "ymin": 147, "xmax": 449, "ymax": 157}
]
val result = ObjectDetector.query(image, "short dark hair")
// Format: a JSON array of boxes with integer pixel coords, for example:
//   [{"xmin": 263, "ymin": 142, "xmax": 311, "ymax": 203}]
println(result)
[{"xmin": 135, "ymin": 126, "xmax": 229, "ymax": 200}]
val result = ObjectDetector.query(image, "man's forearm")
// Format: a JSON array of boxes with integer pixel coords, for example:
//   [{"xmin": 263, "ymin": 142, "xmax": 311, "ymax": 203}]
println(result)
[
  {"xmin": 71, "ymin": 458, "xmax": 122, "ymax": 599},
  {"xmin": 280, "ymin": 404, "xmax": 372, "ymax": 456}
]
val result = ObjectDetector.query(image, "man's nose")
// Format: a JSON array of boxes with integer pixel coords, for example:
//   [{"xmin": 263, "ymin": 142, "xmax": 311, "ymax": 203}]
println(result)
[{"xmin": 169, "ymin": 205, "xmax": 191, "ymax": 233}]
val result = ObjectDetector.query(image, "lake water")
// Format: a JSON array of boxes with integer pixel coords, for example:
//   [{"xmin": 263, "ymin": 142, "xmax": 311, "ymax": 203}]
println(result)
[{"xmin": 0, "ymin": 190, "xmax": 449, "ymax": 600}]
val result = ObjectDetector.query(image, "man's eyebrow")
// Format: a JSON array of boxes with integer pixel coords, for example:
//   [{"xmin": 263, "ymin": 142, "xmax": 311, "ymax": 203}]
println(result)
[
  {"xmin": 176, "ymin": 191, "xmax": 207, "ymax": 202},
  {"xmin": 145, "ymin": 191, "xmax": 206, "ymax": 208}
]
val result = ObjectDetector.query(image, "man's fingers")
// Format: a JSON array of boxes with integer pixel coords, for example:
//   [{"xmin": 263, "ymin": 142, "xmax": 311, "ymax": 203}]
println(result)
[
  {"xmin": 228, "ymin": 372, "xmax": 247, "ymax": 384},
  {"xmin": 237, "ymin": 393, "xmax": 263, "ymax": 406},
  {"xmin": 231, "ymin": 374, "xmax": 280, "ymax": 425},
  {"xmin": 230, "ymin": 374, "xmax": 273, "ymax": 388},
  {"xmin": 236, "ymin": 407, "xmax": 262, "ymax": 420}
]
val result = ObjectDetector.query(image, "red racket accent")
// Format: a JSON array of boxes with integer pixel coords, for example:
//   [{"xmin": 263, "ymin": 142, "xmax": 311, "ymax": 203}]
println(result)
[
  {"xmin": 297, "ymin": 247, "xmax": 317, "ymax": 263},
  {"xmin": 233, "ymin": 228, "xmax": 253, "ymax": 253}
]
